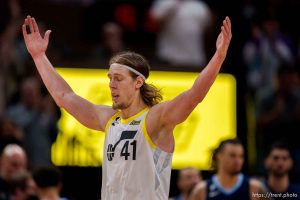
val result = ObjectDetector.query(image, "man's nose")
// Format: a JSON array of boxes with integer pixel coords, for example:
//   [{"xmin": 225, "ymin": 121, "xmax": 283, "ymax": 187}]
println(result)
[{"xmin": 109, "ymin": 80, "xmax": 117, "ymax": 88}]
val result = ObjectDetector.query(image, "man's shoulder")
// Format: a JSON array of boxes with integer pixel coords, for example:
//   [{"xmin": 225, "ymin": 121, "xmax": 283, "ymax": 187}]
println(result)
[
  {"xmin": 249, "ymin": 176, "xmax": 268, "ymax": 193},
  {"xmin": 59, "ymin": 197, "xmax": 69, "ymax": 200},
  {"xmin": 288, "ymin": 183, "xmax": 300, "ymax": 191}
]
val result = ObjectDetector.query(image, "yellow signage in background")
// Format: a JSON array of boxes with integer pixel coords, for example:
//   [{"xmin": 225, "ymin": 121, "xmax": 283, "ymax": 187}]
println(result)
[{"xmin": 52, "ymin": 68, "xmax": 236, "ymax": 170}]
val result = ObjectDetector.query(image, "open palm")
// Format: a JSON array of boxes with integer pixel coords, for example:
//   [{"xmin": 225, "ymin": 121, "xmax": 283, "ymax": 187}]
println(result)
[
  {"xmin": 216, "ymin": 17, "xmax": 232, "ymax": 57},
  {"xmin": 22, "ymin": 16, "xmax": 51, "ymax": 58}
]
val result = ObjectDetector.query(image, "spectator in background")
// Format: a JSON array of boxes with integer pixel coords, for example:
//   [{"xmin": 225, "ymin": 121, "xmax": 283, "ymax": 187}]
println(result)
[
  {"xmin": 150, "ymin": 0, "xmax": 213, "ymax": 69},
  {"xmin": 9, "ymin": 170, "xmax": 38, "ymax": 200},
  {"xmin": 33, "ymin": 165, "xmax": 68, "ymax": 200},
  {"xmin": 6, "ymin": 76, "xmax": 60, "ymax": 168},
  {"xmin": 264, "ymin": 142, "xmax": 300, "ymax": 200},
  {"xmin": 0, "ymin": 117, "xmax": 24, "ymax": 153},
  {"xmin": 170, "ymin": 167, "xmax": 202, "ymax": 200},
  {"xmin": 0, "ymin": 144, "xmax": 28, "ymax": 200},
  {"xmin": 91, "ymin": 21, "xmax": 125, "ymax": 63},
  {"xmin": 242, "ymin": 16, "xmax": 295, "ymax": 100},
  {"xmin": 0, "ymin": 0, "xmax": 28, "ymax": 115},
  {"xmin": 190, "ymin": 138, "xmax": 268, "ymax": 200},
  {"xmin": 256, "ymin": 64, "xmax": 300, "ymax": 179}
]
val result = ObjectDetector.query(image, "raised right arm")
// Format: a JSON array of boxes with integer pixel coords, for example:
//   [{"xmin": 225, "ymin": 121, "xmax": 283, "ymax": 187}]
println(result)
[{"xmin": 22, "ymin": 16, "xmax": 116, "ymax": 131}]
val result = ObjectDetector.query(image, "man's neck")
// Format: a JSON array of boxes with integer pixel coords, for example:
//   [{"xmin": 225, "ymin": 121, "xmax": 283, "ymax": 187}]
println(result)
[
  {"xmin": 216, "ymin": 172, "xmax": 240, "ymax": 189},
  {"xmin": 38, "ymin": 188, "xmax": 60, "ymax": 200},
  {"xmin": 120, "ymin": 100, "xmax": 147, "ymax": 119},
  {"xmin": 268, "ymin": 174, "xmax": 289, "ymax": 193}
]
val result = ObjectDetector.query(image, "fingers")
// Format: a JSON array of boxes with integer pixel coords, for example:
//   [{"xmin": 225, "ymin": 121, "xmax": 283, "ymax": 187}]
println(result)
[
  {"xmin": 32, "ymin": 17, "xmax": 40, "ymax": 33},
  {"xmin": 44, "ymin": 30, "xmax": 52, "ymax": 43},
  {"xmin": 24, "ymin": 16, "xmax": 39, "ymax": 34},
  {"xmin": 224, "ymin": 16, "xmax": 231, "ymax": 31},
  {"xmin": 221, "ymin": 16, "xmax": 232, "ymax": 40},
  {"xmin": 22, "ymin": 23, "xmax": 27, "ymax": 37},
  {"xmin": 27, "ymin": 16, "xmax": 35, "ymax": 33}
]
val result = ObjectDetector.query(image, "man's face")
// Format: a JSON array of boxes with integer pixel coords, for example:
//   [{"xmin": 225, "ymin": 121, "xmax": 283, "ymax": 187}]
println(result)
[
  {"xmin": 14, "ymin": 178, "xmax": 37, "ymax": 200},
  {"xmin": 108, "ymin": 66, "xmax": 138, "ymax": 110},
  {"xmin": 218, "ymin": 144, "xmax": 244, "ymax": 175},
  {"xmin": 177, "ymin": 168, "xmax": 202, "ymax": 193},
  {"xmin": 0, "ymin": 153, "xmax": 27, "ymax": 181},
  {"xmin": 265, "ymin": 149, "xmax": 292, "ymax": 177},
  {"xmin": 26, "ymin": 178, "xmax": 37, "ymax": 197}
]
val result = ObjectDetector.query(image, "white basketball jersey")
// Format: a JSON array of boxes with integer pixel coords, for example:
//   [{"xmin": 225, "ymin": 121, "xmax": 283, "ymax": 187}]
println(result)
[{"xmin": 102, "ymin": 108, "xmax": 173, "ymax": 200}]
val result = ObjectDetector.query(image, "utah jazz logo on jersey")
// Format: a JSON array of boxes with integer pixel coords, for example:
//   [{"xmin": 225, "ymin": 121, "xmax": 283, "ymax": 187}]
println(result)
[
  {"xmin": 111, "ymin": 117, "xmax": 120, "ymax": 126},
  {"xmin": 107, "ymin": 130, "xmax": 137, "ymax": 161}
]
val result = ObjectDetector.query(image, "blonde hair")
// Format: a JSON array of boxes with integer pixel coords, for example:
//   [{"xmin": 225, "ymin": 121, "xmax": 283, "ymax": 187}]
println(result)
[{"xmin": 109, "ymin": 51, "xmax": 162, "ymax": 107}]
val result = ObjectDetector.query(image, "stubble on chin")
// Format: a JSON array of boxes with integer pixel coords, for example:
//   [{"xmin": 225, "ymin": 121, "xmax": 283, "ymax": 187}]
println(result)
[{"xmin": 112, "ymin": 102, "xmax": 127, "ymax": 110}]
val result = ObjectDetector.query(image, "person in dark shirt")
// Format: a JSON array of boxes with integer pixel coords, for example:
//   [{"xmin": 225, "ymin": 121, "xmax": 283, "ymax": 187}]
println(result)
[
  {"xmin": 0, "ymin": 144, "xmax": 27, "ymax": 200},
  {"xmin": 32, "ymin": 165, "xmax": 68, "ymax": 200},
  {"xmin": 9, "ymin": 170, "xmax": 38, "ymax": 200},
  {"xmin": 190, "ymin": 138, "xmax": 268, "ymax": 200},
  {"xmin": 264, "ymin": 142, "xmax": 300, "ymax": 200},
  {"xmin": 170, "ymin": 167, "xmax": 202, "ymax": 200}
]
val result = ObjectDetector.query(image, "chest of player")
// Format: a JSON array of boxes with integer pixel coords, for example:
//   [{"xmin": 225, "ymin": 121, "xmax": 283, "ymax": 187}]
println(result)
[{"xmin": 105, "ymin": 118, "xmax": 145, "ymax": 162}]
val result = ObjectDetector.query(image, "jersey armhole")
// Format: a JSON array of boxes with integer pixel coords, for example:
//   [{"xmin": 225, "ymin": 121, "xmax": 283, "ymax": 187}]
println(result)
[
  {"xmin": 104, "ymin": 112, "xmax": 120, "ymax": 133},
  {"xmin": 142, "ymin": 117, "xmax": 157, "ymax": 149}
]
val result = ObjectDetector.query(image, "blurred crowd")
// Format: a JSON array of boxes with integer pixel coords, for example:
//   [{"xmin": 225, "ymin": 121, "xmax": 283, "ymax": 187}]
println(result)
[
  {"xmin": 1, "ymin": 0, "xmax": 300, "ymax": 199},
  {"xmin": 170, "ymin": 139, "xmax": 300, "ymax": 200}
]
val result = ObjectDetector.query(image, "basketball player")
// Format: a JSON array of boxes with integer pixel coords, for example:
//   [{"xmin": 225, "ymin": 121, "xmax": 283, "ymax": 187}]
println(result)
[
  {"xmin": 190, "ymin": 139, "xmax": 269, "ymax": 200},
  {"xmin": 22, "ymin": 15, "xmax": 232, "ymax": 200}
]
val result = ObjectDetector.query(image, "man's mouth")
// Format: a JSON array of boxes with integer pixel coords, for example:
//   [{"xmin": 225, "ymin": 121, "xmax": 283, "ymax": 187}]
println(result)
[{"xmin": 112, "ymin": 94, "xmax": 119, "ymax": 101}]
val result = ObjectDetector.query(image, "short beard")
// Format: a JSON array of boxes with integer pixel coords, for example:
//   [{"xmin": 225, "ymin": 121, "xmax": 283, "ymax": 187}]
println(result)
[
  {"xmin": 272, "ymin": 171, "xmax": 287, "ymax": 178},
  {"xmin": 112, "ymin": 102, "xmax": 128, "ymax": 110}
]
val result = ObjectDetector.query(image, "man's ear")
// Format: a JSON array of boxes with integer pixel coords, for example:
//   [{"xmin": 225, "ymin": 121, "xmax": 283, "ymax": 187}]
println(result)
[{"xmin": 135, "ymin": 76, "xmax": 144, "ymax": 89}]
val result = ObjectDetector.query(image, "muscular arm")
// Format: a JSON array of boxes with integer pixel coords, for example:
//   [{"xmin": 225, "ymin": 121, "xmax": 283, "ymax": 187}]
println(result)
[
  {"xmin": 149, "ymin": 17, "xmax": 232, "ymax": 130},
  {"xmin": 32, "ymin": 55, "xmax": 114, "ymax": 130},
  {"xmin": 22, "ymin": 16, "xmax": 115, "ymax": 131}
]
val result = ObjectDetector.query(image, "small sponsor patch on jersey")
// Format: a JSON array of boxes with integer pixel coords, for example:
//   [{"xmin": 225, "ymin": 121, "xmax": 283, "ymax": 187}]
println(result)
[{"xmin": 129, "ymin": 120, "xmax": 141, "ymax": 125}]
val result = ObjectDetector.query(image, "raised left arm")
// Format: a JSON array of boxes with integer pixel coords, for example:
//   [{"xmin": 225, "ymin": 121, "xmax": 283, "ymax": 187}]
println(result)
[{"xmin": 154, "ymin": 16, "xmax": 232, "ymax": 127}]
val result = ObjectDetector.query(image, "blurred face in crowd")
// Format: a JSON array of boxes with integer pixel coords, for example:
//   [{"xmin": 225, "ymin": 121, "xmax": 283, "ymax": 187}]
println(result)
[
  {"xmin": 102, "ymin": 22, "xmax": 123, "ymax": 55},
  {"xmin": 177, "ymin": 168, "xmax": 202, "ymax": 194},
  {"xmin": 265, "ymin": 148, "xmax": 292, "ymax": 177},
  {"xmin": 217, "ymin": 143, "xmax": 244, "ymax": 176},
  {"xmin": 20, "ymin": 78, "xmax": 42, "ymax": 109},
  {"xmin": 25, "ymin": 177, "xmax": 37, "ymax": 198},
  {"xmin": 0, "ymin": 144, "xmax": 27, "ymax": 181},
  {"xmin": 11, "ymin": 176, "xmax": 37, "ymax": 200}
]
